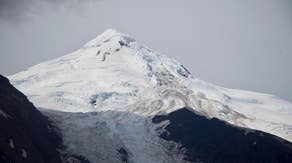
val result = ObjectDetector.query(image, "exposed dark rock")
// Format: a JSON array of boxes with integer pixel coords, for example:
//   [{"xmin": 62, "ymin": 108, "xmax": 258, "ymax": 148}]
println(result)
[
  {"xmin": 0, "ymin": 75, "xmax": 62, "ymax": 163},
  {"xmin": 152, "ymin": 107, "xmax": 292, "ymax": 163},
  {"xmin": 119, "ymin": 40, "xmax": 125, "ymax": 46},
  {"xmin": 119, "ymin": 40, "xmax": 129, "ymax": 47},
  {"xmin": 177, "ymin": 65, "xmax": 192, "ymax": 78},
  {"xmin": 103, "ymin": 39, "xmax": 110, "ymax": 43},
  {"xmin": 118, "ymin": 147, "xmax": 129, "ymax": 163},
  {"xmin": 181, "ymin": 65, "xmax": 192, "ymax": 76},
  {"xmin": 96, "ymin": 50, "xmax": 100, "ymax": 56}
]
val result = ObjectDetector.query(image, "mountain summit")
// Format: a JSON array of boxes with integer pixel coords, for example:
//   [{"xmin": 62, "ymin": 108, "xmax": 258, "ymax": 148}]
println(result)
[{"xmin": 8, "ymin": 29, "xmax": 292, "ymax": 163}]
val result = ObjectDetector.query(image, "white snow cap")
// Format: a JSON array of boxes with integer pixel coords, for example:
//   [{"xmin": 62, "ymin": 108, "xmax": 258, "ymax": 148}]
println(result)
[{"xmin": 84, "ymin": 29, "xmax": 134, "ymax": 48}]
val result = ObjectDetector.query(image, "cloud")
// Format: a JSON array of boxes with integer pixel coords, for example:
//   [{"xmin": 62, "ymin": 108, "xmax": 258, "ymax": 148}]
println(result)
[{"xmin": 0, "ymin": 0, "xmax": 96, "ymax": 23}]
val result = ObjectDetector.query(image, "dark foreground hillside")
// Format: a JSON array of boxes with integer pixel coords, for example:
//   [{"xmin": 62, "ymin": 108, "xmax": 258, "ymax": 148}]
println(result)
[
  {"xmin": 153, "ymin": 108, "xmax": 292, "ymax": 163},
  {"xmin": 0, "ymin": 75, "xmax": 61, "ymax": 163}
]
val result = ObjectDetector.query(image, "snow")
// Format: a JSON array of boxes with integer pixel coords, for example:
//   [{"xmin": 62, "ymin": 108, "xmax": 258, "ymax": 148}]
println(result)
[
  {"xmin": 21, "ymin": 149, "xmax": 27, "ymax": 158},
  {"xmin": 9, "ymin": 139, "xmax": 14, "ymax": 149},
  {"xmin": 0, "ymin": 109, "xmax": 9, "ymax": 118},
  {"xmin": 8, "ymin": 29, "xmax": 292, "ymax": 162}
]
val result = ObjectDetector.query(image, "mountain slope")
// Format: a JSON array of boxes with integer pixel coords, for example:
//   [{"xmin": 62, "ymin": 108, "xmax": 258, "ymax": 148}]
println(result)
[
  {"xmin": 0, "ymin": 75, "xmax": 61, "ymax": 163},
  {"xmin": 153, "ymin": 108, "xmax": 292, "ymax": 163},
  {"xmin": 7, "ymin": 29, "xmax": 292, "ymax": 162}
]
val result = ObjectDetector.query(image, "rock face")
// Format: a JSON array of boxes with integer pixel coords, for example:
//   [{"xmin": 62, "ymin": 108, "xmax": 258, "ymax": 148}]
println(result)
[
  {"xmin": 153, "ymin": 108, "xmax": 292, "ymax": 163},
  {"xmin": 0, "ymin": 75, "xmax": 61, "ymax": 163}
]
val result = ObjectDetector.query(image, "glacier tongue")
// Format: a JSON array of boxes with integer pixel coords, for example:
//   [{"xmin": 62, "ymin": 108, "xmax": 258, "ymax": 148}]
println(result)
[{"xmin": 8, "ymin": 29, "xmax": 292, "ymax": 162}]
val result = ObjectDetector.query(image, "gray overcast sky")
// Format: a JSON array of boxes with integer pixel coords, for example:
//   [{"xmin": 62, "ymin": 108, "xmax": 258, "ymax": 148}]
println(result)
[{"xmin": 0, "ymin": 0, "xmax": 292, "ymax": 101}]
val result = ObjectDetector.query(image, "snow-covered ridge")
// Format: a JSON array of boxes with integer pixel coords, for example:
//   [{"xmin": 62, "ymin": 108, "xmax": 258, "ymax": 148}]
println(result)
[{"xmin": 8, "ymin": 28, "xmax": 292, "ymax": 145}]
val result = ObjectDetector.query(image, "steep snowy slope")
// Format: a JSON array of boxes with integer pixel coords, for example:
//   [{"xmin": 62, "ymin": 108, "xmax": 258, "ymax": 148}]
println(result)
[{"xmin": 8, "ymin": 29, "xmax": 292, "ymax": 162}]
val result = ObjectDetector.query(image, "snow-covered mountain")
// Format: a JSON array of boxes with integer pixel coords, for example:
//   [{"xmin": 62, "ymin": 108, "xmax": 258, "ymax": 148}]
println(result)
[{"xmin": 8, "ymin": 29, "xmax": 292, "ymax": 163}]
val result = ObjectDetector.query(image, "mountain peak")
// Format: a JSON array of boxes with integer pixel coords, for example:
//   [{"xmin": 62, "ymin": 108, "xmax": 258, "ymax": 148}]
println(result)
[
  {"xmin": 101, "ymin": 28, "xmax": 125, "ymax": 36},
  {"xmin": 84, "ymin": 29, "xmax": 135, "ymax": 48}
]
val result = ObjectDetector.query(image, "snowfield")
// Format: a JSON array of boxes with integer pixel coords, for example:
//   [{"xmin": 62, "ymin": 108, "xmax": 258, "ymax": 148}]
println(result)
[{"xmin": 8, "ymin": 29, "xmax": 292, "ymax": 163}]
